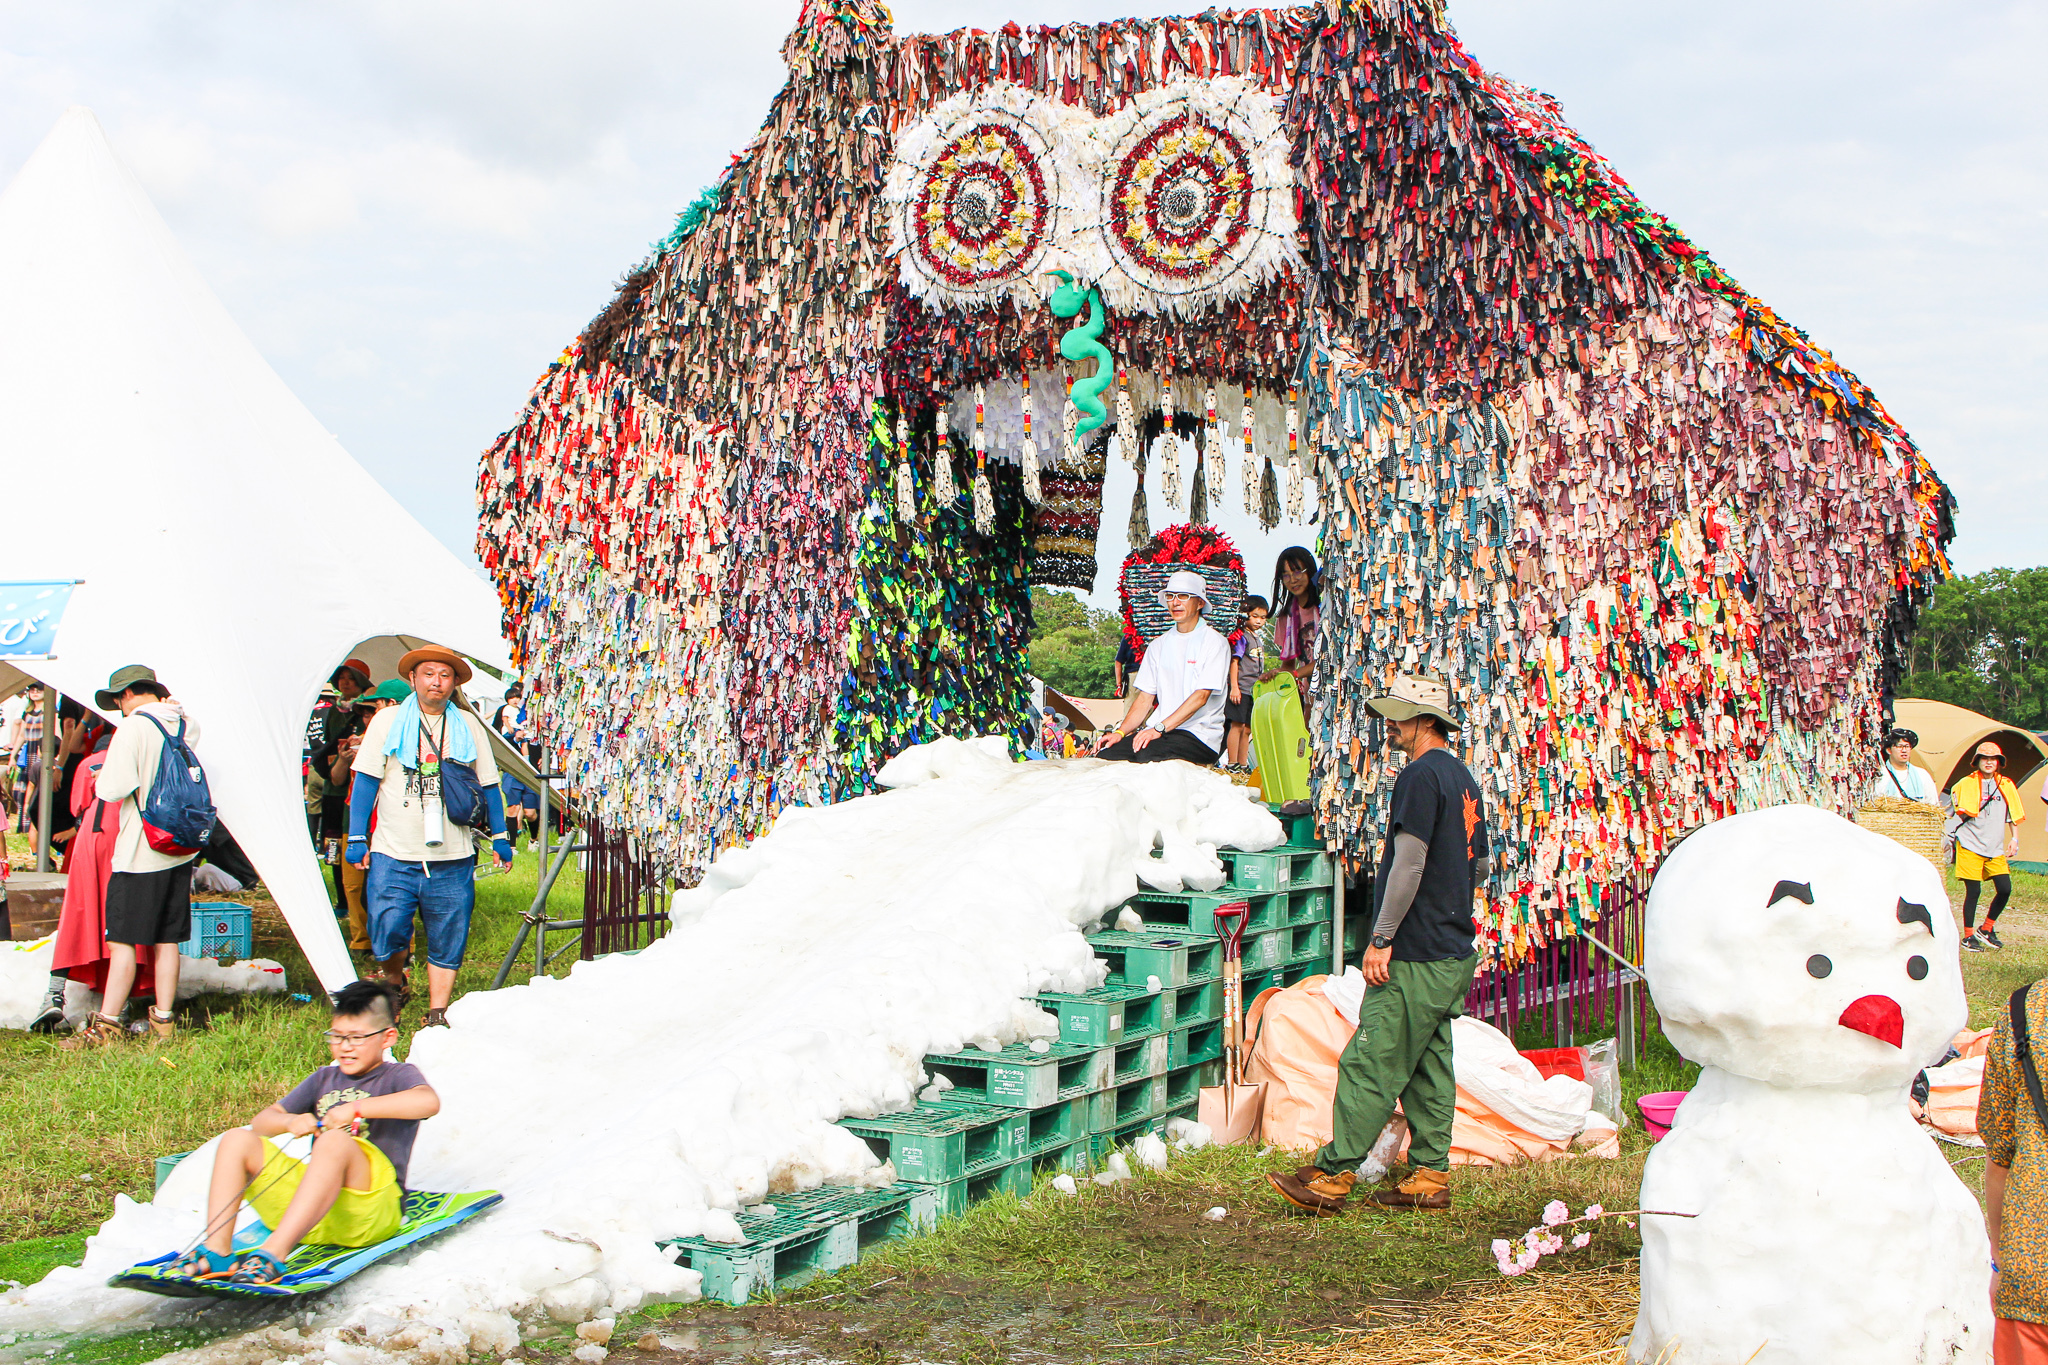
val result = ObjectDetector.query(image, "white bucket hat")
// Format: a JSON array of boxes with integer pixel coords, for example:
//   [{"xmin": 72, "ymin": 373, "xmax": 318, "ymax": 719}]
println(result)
[
  {"xmin": 1364, "ymin": 675, "xmax": 1460, "ymax": 732},
  {"xmin": 1158, "ymin": 569, "xmax": 1209, "ymax": 608}
]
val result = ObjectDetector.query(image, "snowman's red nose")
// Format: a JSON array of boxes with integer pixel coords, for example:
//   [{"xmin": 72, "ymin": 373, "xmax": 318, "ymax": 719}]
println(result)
[{"xmin": 1838, "ymin": 995, "xmax": 1904, "ymax": 1048}]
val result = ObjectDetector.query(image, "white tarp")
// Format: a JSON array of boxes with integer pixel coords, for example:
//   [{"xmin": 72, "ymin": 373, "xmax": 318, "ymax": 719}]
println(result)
[{"xmin": 0, "ymin": 108, "xmax": 513, "ymax": 993}]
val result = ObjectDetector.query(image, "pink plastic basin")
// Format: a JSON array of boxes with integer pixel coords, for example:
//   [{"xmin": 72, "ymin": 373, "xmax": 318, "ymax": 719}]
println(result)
[{"xmin": 1637, "ymin": 1090, "xmax": 1690, "ymax": 1141}]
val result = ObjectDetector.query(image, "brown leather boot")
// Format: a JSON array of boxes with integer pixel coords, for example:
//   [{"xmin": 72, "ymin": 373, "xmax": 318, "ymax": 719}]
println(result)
[
  {"xmin": 1369, "ymin": 1167, "xmax": 1450, "ymax": 1209},
  {"xmin": 58, "ymin": 1013, "xmax": 127, "ymax": 1051},
  {"xmin": 1268, "ymin": 1166, "xmax": 1357, "ymax": 1215}
]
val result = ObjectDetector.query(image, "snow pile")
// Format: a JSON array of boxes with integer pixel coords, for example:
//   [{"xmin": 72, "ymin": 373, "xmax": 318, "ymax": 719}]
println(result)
[
  {"xmin": 0, "ymin": 738, "xmax": 1278, "ymax": 1358},
  {"xmin": 0, "ymin": 937, "xmax": 286, "ymax": 1031}
]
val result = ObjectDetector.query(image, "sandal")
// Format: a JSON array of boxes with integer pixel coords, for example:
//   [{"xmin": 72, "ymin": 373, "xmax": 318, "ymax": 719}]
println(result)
[
  {"xmin": 208, "ymin": 1248, "xmax": 286, "ymax": 1286},
  {"xmin": 168, "ymin": 1245, "xmax": 235, "ymax": 1278}
]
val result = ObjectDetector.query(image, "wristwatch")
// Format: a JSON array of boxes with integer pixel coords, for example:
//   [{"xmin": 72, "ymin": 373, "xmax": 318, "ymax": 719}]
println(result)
[{"xmin": 1371, "ymin": 934, "xmax": 1393, "ymax": 950}]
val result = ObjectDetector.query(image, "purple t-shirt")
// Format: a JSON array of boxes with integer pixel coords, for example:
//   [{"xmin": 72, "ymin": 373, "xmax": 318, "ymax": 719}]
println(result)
[{"xmin": 280, "ymin": 1060, "xmax": 430, "ymax": 1189}]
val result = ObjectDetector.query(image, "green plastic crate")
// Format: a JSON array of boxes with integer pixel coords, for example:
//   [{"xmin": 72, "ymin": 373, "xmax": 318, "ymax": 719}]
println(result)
[
  {"xmin": 1218, "ymin": 848, "xmax": 1334, "ymax": 892},
  {"xmin": 1170, "ymin": 979, "xmax": 1222, "ymax": 1026},
  {"xmin": 923, "ymin": 1041, "xmax": 1107, "ymax": 1108},
  {"xmin": 1121, "ymin": 888, "xmax": 1283, "ymax": 937},
  {"xmin": 1109, "ymin": 1032, "xmax": 1169, "ymax": 1084},
  {"xmin": 1288, "ymin": 921, "xmax": 1331, "ymax": 965},
  {"xmin": 1164, "ymin": 1060, "xmax": 1225, "ymax": 1111},
  {"xmin": 1342, "ymin": 916, "xmax": 1363, "ymax": 956},
  {"xmin": 154, "ymin": 1152, "xmax": 191, "ymax": 1191},
  {"xmin": 1022, "ymin": 1097, "xmax": 1089, "ymax": 1154},
  {"xmin": 1088, "ymin": 1075, "xmax": 1167, "ymax": 1132},
  {"xmin": 1241, "ymin": 927, "xmax": 1289, "ymax": 971},
  {"xmin": 1086, "ymin": 930, "xmax": 1221, "ymax": 989},
  {"xmin": 1037, "ymin": 984, "xmax": 1165, "ymax": 1048},
  {"xmin": 1263, "ymin": 804, "xmax": 1321, "ymax": 849},
  {"xmin": 1167, "ymin": 1021, "xmax": 1223, "ymax": 1069},
  {"xmin": 662, "ymin": 1185, "xmax": 917, "ymax": 1305},
  {"xmin": 1289, "ymin": 884, "xmax": 1335, "ymax": 925},
  {"xmin": 904, "ymin": 1157, "xmax": 1035, "ymax": 1227},
  {"xmin": 839, "ymin": 1101, "xmax": 1025, "ymax": 1184}
]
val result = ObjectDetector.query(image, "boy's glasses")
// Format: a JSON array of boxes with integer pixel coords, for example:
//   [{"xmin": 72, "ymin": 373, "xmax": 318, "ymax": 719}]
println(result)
[{"xmin": 323, "ymin": 1028, "xmax": 396, "ymax": 1046}]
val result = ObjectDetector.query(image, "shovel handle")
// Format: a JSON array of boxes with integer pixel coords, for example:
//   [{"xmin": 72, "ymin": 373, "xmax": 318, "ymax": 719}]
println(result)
[{"xmin": 1214, "ymin": 903, "xmax": 1249, "ymax": 959}]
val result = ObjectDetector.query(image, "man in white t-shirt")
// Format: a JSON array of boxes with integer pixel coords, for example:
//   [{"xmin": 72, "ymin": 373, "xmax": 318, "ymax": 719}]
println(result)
[
  {"xmin": 347, "ymin": 647, "xmax": 510, "ymax": 1029},
  {"xmin": 1093, "ymin": 570, "xmax": 1229, "ymax": 767},
  {"xmin": 1867, "ymin": 727, "xmax": 1938, "ymax": 804}
]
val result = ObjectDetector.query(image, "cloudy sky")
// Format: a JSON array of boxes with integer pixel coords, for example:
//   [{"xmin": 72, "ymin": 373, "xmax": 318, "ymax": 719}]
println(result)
[{"xmin": 3, "ymin": 0, "xmax": 2040, "ymax": 612}]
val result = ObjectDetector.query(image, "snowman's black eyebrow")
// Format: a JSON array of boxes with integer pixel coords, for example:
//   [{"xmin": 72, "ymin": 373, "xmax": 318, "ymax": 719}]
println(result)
[
  {"xmin": 1897, "ymin": 899, "xmax": 1933, "ymax": 934},
  {"xmin": 1768, "ymin": 880, "xmax": 1813, "ymax": 906}
]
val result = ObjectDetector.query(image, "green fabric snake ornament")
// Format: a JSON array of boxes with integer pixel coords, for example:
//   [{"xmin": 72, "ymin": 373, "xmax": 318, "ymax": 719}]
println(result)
[{"xmin": 1047, "ymin": 271, "xmax": 1113, "ymax": 439}]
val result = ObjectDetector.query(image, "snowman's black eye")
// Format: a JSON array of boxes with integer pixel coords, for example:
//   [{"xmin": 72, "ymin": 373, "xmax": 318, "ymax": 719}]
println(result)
[
  {"xmin": 1807, "ymin": 955, "xmax": 1833, "ymax": 978},
  {"xmin": 1908, "ymin": 956, "xmax": 1929, "ymax": 981}
]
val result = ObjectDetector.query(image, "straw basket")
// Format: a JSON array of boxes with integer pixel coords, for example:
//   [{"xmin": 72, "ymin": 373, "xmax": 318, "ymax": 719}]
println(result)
[{"xmin": 1856, "ymin": 795, "xmax": 1947, "ymax": 871}]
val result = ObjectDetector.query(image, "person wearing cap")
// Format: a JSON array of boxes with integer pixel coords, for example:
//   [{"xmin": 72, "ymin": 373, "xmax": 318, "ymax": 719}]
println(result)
[
  {"xmin": 1270, "ymin": 676, "xmax": 1489, "ymax": 1216},
  {"xmin": 1093, "ymin": 570, "xmax": 1229, "ymax": 767},
  {"xmin": 1868, "ymin": 728, "xmax": 1937, "ymax": 804},
  {"xmin": 1947, "ymin": 741, "xmax": 2024, "ymax": 952},
  {"xmin": 308, "ymin": 659, "xmax": 375, "ymax": 911},
  {"xmin": 64, "ymin": 665, "xmax": 203, "ymax": 1048},
  {"xmin": 348, "ymin": 649, "xmax": 511, "ymax": 1027},
  {"xmin": 325, "ymin": 679, "xmax": 411, "ymax": 962}
]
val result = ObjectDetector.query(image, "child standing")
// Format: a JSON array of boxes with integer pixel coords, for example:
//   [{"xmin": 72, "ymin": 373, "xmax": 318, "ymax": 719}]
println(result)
[
  {"xmin": 1224, "ymin": 597, "xmax": 1270, "ymax": 772},
  {"xmin": 164, "ymin": 980, "xmax": 439, "ymax": 1285}
]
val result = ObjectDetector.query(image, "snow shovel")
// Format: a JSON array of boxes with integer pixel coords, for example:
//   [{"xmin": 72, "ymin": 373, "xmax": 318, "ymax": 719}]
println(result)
[{"xmin": 1199, "ymin": 901, "xmax": 1265, "ymax": 1144}]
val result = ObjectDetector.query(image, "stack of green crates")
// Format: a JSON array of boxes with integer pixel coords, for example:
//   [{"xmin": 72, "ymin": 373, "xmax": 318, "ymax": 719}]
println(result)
[{"xmin": 832, "ymin": 805, "xmax": 1338, "ymax": 1238}]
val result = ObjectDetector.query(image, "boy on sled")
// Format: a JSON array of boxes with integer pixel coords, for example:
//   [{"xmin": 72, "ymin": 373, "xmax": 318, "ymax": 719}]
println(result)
[{"xmin": 167, "ymin": 980, "xmax": 439, "ymax": 1285}]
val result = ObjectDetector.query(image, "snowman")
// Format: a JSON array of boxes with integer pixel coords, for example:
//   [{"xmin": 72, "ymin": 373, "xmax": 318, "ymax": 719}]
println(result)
[{"xmin": 1630, "ymin": 804, "xmax": 1991, "ymax": 1364}]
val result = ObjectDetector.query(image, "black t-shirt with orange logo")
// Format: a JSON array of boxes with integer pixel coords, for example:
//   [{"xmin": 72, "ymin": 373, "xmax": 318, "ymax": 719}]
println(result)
[{"xmin": 1375, "ymin": 747, "xmax": 1489, "ymax": 963}]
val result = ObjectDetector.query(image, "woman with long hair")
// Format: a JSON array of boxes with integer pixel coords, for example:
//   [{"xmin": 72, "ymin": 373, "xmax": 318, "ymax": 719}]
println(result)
[{"xmin": 1267, "ymin": 546, "xmax": 1321, "ymax": 686}]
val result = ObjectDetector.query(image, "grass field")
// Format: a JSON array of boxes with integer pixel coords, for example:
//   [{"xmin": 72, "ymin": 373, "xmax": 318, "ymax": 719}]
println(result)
[{"xmin": 0, "ymin": 858, "xmax": 2036, "ymax": 1364}]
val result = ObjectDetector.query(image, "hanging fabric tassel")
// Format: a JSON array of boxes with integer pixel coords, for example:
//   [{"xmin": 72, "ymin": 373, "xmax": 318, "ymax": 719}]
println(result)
[
  {"xmin": 1115, "ymin": 368, "xmax": 1135, "ymax": 464},
  {"xmin": 893, "ymin": 413, "xmax": 916, "ymax": 524},
  {"xmin": 1128, "ymin": 444, "xmax": 1151, "ymax": 548},
  {"xmin": 1240, "ymin": 399, "xmax": 1259, "ymax": 513},
  {"xmin": 1189, "ymin": 435, "xmax": 1209, "ymax": 526},
  {"xmin": 1159, "ymin": 384, "xmax": 1182, "ymax": 511},
  {"xmin": 1284, "ymin": 387, "xmax": 1303, "ymax": 523},
  {"xmin": 933, "ymin": 430, "xmax": 957, "ymax": 507},
  {"xmin": 1020, "ymin": 370, "xmax": 1042, "ymax": 504},
  {"xmin": 1259, "ymin": 456, "xmax": 1280, "ymax": 531},
  {"xmin": 1204, "ymin": 386, "xmax": 1224, "ymax": 500},
  {"xmin": 972, "ymin": 382, "xmax": 993, "ymax": 535}
]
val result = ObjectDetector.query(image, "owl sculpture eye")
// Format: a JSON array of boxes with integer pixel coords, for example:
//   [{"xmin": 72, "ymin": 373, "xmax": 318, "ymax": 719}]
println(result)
[
  {"xmin": 1806, "ymin": 955, "xmax": 1832, "ymax": 979},
  {"xmin": 886, "ymin": 78, "xmax": 1299, "ymax": 315}
]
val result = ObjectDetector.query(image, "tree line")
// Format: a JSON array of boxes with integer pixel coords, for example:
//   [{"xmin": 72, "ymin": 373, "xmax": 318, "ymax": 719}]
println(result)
[{"xmin": 1896, "ymin": 567, "xmax": 2048, "ymax": 731}]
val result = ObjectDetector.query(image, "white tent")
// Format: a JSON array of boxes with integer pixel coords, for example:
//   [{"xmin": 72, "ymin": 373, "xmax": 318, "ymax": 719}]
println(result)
[{"xmin": 0, "ymin": 108, "xmax": 519, "ymax": 993}]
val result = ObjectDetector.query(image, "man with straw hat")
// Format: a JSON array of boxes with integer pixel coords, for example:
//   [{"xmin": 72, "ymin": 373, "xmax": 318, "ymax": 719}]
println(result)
[
  {"xmin": 1092, "ymin": 569, "xmax": 1229, "ymax": 767},
  {"xmin": 346, "ymin": 647, "xmax": 511, "ymax": 1028},
  {"xmin": 1270, "ymin": 675, "xmax": 1490, "ymax": 1215}
]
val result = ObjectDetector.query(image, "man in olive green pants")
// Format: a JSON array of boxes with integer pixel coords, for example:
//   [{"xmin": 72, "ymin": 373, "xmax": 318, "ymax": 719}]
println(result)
[
  {"xmin": 1270, "ymin": 677, "xmax": 1488, "ymax": 1215},
  {"xmin": 1315, "ymin": 955, "xmax": 1478, "ymax": 1174}
]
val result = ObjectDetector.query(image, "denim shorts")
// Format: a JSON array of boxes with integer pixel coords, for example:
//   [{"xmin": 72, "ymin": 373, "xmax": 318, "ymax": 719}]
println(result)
[
  {"xmin": 366, "ymin": 852, "xmax": 477, "ymax": 968},
  {"xmin": 501, "ymin": 775, "xmax": 539, "ymax": 809}
]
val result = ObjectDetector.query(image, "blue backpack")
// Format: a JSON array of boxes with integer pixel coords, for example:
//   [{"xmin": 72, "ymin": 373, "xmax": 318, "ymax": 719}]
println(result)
[{"xmin": 138, "ymin": 715, "xmax": 216, "ymax": 857}]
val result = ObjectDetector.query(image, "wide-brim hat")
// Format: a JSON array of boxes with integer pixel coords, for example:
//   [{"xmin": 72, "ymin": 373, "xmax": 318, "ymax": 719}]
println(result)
[
  {"xmin": 95, "ymin": 663, "xmax": 159, "ymax": 711},
  {"xmin": 1157, "ymin": 569, "xmax": 1210, "ymax": 607},
  {"xmin": 396, "ymin": 646, "xmax": 472, "ymax": 686},
  {"xmin": 1974, "ymin": 741, "xmax": 2006, "ymax": 768},
  {"xmin": 1364, "ymin": 675, "xmax": 1461, "ymax": 733},
  {"xmin": 331, "ymin": 657, "xmax": 373, "ymax": 692}
]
